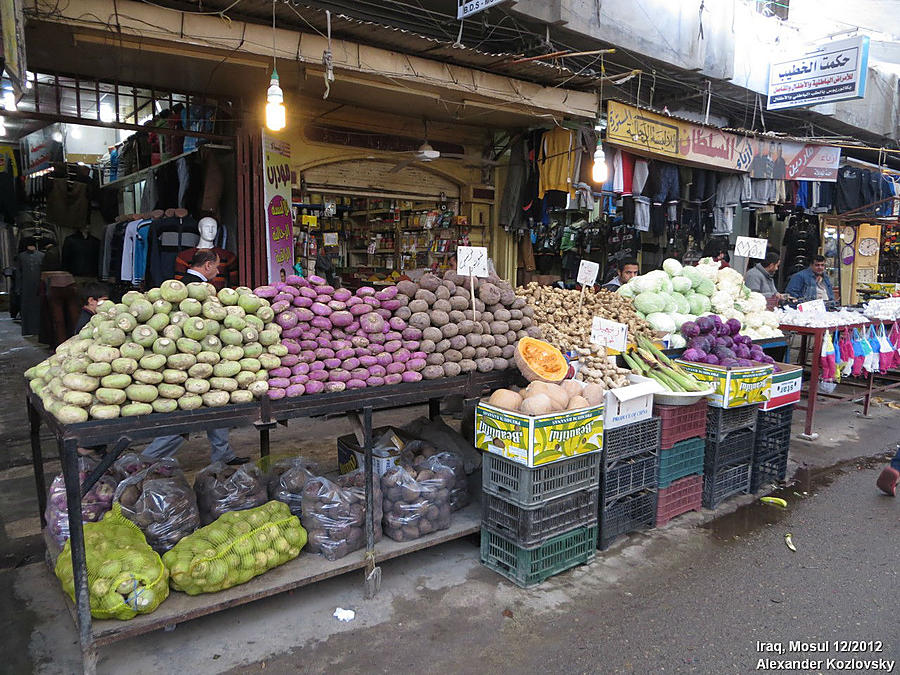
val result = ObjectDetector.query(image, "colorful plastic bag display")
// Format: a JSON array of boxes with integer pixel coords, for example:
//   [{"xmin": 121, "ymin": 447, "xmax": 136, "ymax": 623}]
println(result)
[
  {"xmin": 838, "ymin": 329, "xmax": 855, "ymax": 378},
  {"xmin": 865, "ymin": 325, "xmax": 882, "ymax": 374},
  {"xmin": 850, "ymin": 328, "xmax": 867, "ymax": 377},
  {"xmin": 819, "ymin": 330, "xmax": 836, "ymax": 381},
  {"xmin": 889, "ymin": 323, "xmax": 900, "ymax": 369},
  {"xmin": 876, "ymin": 324, "xmax": 896, "ymax": 372}
]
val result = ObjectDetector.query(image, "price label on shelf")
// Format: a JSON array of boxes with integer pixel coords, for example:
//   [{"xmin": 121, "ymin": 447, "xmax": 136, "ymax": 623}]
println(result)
[
  {"xmin": 457, "ymin": 246, "xmax": 488, "ymax": 277},
  {"xmin": 734, "ymin": 236, "xmax": 768, "ymax": 259},
  {"xmin": 323, "ymin": 232, "xmax": 338, "ymax": 247},
  {"xmin": 576, "ymin": 259, "xmax": 600, "ymax": 286},
  {"xmin": 797, "ymin": 299, "xmax": 826, "ymax": 313},
  {"xmin": 590, "ymin": 317, "xmax": 628, "ymax": 352}
]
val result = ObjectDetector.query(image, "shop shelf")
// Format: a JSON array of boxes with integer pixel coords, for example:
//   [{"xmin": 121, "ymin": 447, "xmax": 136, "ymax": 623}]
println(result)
[
  {"xmin": 598, "ymin": 490, "xmax": 657, "ymax": 550},
  {"xmin": 757, "ymin": 405, "xmax": 795, "ymax": 431},
  {"xmin": 602, "ymin": 417, "xmax": 661, "ymax": 465},
  {"xmin": 481, "ymin": 452, "xmax": 602, "ymax": 508},
  {"xmin": 754, "ymin": 423, "xmax": 792, "ymax": 464},
  {"xmin": 702, "ymin": 462, "xmax": 751, "ymax": 509},
  {"xmin": 480, "ymin": 525, "xmax": 597, "ymax": 588},
  {"xmin": 481, "ymin": 488, "xmax": 599, "ymax": 549},
  {"xmin": 751, "ymin": 450, "xmax": 790, "ymax": 493},
  {"xmin": 706, "ymin": 404, "xmax": 759, "ymax": 442},
  {"xmin": 704, "ymin": 428, "xmax": 755, "ymax": 473},
  {"xmin": 654, "ymin": 399, "xmax": 708, "ymax": 449},
  {"xmin": 655, "ymin": 474, "xmax": 703, "ymax": 526},
  {"xmin": 658, "ymin": 437, "xmax": 705, "ymax": 488},
  {"xmin": 602, "ymin": 452, "xmax": 658, "ymax": 503}
]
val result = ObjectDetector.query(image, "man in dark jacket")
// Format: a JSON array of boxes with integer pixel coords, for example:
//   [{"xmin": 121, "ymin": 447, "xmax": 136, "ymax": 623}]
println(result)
[
  {"xmin": 180, "ymin": 248, "xmax": 220, "ymax": 284},
  {"xmin": 786, "ymin": 255, "xmax": 834, "ymax": 303},
  {"xmin": 72, "ymin": 282, "xmax": 110, "ymax": 335}
]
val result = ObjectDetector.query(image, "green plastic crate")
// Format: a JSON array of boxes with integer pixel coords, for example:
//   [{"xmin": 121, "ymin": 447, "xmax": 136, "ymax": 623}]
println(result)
[
  {"xmin": 480, "ymin": 525, "xmax": 597, "ymax": 587},
  {"xmin": 658, "ymin": 437, "xmax": 705, "ymax": 488}
]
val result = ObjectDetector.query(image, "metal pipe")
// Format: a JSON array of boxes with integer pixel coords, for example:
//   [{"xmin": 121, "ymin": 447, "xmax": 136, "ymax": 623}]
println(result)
[{"xmin": 27, "ymin": 396, "xmax": 47, "ymax": 527}]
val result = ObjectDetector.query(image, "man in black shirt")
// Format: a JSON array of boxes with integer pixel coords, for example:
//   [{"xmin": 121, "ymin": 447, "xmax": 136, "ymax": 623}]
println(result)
[{"xmin": 72, "ymin": 282, "xmax": 110, "ymax": 336}]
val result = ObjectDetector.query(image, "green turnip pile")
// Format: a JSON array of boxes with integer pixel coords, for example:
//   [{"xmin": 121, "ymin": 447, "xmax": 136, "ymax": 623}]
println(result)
[{"xmin": 25, "ymin": 280, "xmax": 276, "ymax": 422}]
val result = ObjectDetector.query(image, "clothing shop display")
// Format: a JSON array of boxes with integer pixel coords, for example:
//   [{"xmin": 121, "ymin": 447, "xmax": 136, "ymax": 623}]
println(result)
[
  {"xmin": 538, "ymin": 127, "xmax": 577, "ymax": 198},
  {"xmin": 62, "ymin": 231, "xmax": 101, "ymax": 277},
  {"xmin": 46, "ymin": 179, "xmax": 89, "ymax": 229}
]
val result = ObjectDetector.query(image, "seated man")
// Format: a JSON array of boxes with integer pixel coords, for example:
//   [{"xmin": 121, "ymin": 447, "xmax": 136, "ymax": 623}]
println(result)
[
  {"xmin": 786, "ymin": 255, "xmax": 833, "ymax": 303},
  {"xmin": 744, "ymin": 251, "xmax": 783, "ymax": 301}
]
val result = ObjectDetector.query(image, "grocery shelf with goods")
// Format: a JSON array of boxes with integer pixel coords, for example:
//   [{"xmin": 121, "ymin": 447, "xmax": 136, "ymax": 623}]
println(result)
[
  {"xmin": 26, "ymin": 369, "xmax": 513, "ymax": 674},
  {"xmin": 655, "ymin": 474, "xmax": 703, "ymax": 527}
]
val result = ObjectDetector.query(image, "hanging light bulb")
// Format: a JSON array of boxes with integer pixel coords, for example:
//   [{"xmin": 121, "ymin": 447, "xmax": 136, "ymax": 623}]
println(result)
[
  {"xmin": 592, "ymin": 139, "xmax": 609, "ymax": 184},
  {"xmin": 0, "ymin": 118, "xmax": 6, "ymax": 137},
  {"xmin": 265, "ymin": 68, "xmax": 286, "ymax": 131},
  {"xmin": 52, "ymin": 129, "xmax": 63, "ymax": 143},
  {"xmin": 70, "ymin": 125, "xmax": 82, "ymax": 139},
  {"xmin": 100, "ymin": 104, "xmax": 115, "ymax": 123},
  {"xmin": 2, "ymin": 91, "xmax": 16, "ymax": 111}
]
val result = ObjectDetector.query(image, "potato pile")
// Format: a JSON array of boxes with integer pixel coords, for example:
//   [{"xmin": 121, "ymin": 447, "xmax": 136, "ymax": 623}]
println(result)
[
  {"xmin": 381, "ymin": 460, "xmax": 454, "ymax": 541},
  {"xmin": 572, "ymin": 345, "xmax": 632, "ymax": 389},
  {"xmin": 267, "ymin": 456, "xmax": 319, "ymax": 516},
  {"xmin": 25, "ymin": 280, "xmax": 276, "ymax": 423},
  {"xmin": 399, "ymin": 441, "xmax": 469, "ymax": 512},
  {"xmin": 194, "ymin": 462, "xmax": 268, "ymax": 525},
  {"xmin": 301, "ymin": 469, "xmax": 383, "ymax": 560},
  {"xmin": 516, "ymin": 283, "xmax": 653, "ymax": 351},
  {"xmin": 486, "ymin": 379, "xmax": 606, "ymax": 416},
  {"xmin": 115, "ymin": 458, "xmax": 201, "ymax": 553},
  {"xmin": 394, "ymin": 271, "xmax": 542, "ymax": 378}
]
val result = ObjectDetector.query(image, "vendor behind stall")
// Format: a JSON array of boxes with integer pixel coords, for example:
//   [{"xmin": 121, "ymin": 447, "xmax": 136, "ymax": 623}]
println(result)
[
  {"xmin": 72, "ymin": 282, "xmax": 110, "ymax": 335},
  {"xmin": 745, "ymin": 251, "xmax": 783, "ymax": 302},
  {"xmin": 601, "ymin": 258, "xmax": 639, "ymax": 291},
  {"xmin": 786, "ymin": 255, "xmax": 833, "ymax": 303}
]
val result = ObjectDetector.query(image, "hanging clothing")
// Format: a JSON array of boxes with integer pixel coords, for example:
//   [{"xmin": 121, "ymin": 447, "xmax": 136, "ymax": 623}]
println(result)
[
  {"xmin": 498, "ymin": 135, "xmax": 526, "ymax": 231},
  {"xmin": 17, "ymin": 249, "xmax": 44, "ymax": 335},
  {"xmin": 133, "ymin": 222, "xmax": 151, "ymax": 283},
  {"xmin": 538, "ymin": 127, "xmax": 577, "ymax": 198},
  {"xmin": 145, "ymin": 216, "xmax": 200, "ymax": 287},
  {"xmin": 632, "ymin": 160, "xmax": 650, "ymax": 196},
  {"xmin": 62, "ymin": 232, "xmax": 101, "ymax": 278},
  {"xmin": 46, "ymin": 179, "xmax": 89, "ymax": 229},
  {"xmin": 140, "ymin": 171, "xmax": 158, "ymax": 213},
  {"xmin": 121, "ymin": 218, "xmax": 150, "ymax": 282},
  {"xmin": 835, "ymin": 166, "xmax": 863, "ymax": 213},
  {"xmin": 0, "ymin": 144, "xmax": 18, "ymax": 222}
]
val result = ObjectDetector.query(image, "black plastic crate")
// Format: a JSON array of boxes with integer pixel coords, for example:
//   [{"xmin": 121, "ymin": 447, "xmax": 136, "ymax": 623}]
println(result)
[
  {"xmin": 602, "ymin": 452, "xmax": 658, "ymax": 503},
  {"xmin": 598, "ymin": 490, "xmax": 657, "ymax": 550},
  {"xmin": 482, "ymin": 452, "xmax": 602, "ymax": 508},
  {"xmin": 751, "ymin": 451, "xmax": 789, "ymax": 493},
  {"xmin": 702, "ymin": 462, "xmax": 751, "ymax": 509},
  {"xmin": 754, "ymin": 423, "xmax": 792, "ymax": 463},
  {"xmin": 602, "ymin": 417, "xmax": 661, "ymax": 465},
  {"xmin": 705, "ymin": 428, "xmax": 755, "ymax": 473},
  {"xmin": 706, "ymin": 404, "xmax": 759, "ymax": 442},
  {"xmin": 480, "ymin": 525, "xmax": 597, "ymax": 587},
  {"xmin": 481, "ymin": 488, "xmax": 599, "ymax": 549},
  {"xmin": 757, "ymin": 405, "xmax": 794, "ymax": 431}
]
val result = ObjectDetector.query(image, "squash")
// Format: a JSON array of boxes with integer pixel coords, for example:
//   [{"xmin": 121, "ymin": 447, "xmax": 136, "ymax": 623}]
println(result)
[
  {"xmin": 487, "ymin": 388, "xmax": 523, "ymax": 412},
  {"xmin": 514, "ymin": 337, "xmax": 568, "ymax": 383},
  {"xmin": 520, "ymin": 393, "xmax": 553, "ymax": 416}
]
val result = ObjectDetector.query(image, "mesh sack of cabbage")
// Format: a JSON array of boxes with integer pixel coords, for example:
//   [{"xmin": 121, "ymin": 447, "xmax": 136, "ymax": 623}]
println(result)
[
  {"xmin": 54, "ymin": 503, "xmax": 169, "ymax": 620},
  {"xmin": 300, "ymin": 469, "xmax": 383, "ymax": 561},
  {"xmin": 115, "ymin": 458, "xmax": 201, "ymax": 553},
  {"xmin": 194, "ymin": 462, "xmax": 268, "ymax": 525},
  {"xmin": 265, "ymin": 456, "xmax": 319, "ymax": 516},
  {"xmin": 45, "ymin": 457, "xmax": 117, "ymax": 548},
  {"xmin": 399, "ymin": 441, "xmax": 469, "ymax": 512},
  {"xmin": 162, "ymin": 500, "xmax": 307, "ymax": 595},
  {"xmin": 380, "ymin": 460, "xmax": 454, "ymax": 542}
]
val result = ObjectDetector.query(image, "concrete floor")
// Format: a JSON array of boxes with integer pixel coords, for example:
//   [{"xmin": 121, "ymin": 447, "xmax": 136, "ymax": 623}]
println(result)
[{"xmin": 1, "ymin": 315, "xmax": 898, "ymax": 674}]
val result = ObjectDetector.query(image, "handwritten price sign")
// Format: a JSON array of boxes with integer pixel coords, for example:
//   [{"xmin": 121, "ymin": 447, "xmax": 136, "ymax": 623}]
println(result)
[
  {"xmin": 797, "ymin": 299, "xmax": 826, "ymax": 313},
  {"xmin": 734, "ymin": 236, "xmax": 768, "ymax": 259},
  {"xmin": 577, "ymin": 259, "xmax": 600, "ymax": 286},
  {"xmin": 590, "ymin": 317, "xmax": 628, "ymax": 352},
  {"xmin": 457, "ymin": 246, "xmax": 488, "ymax": 277}
]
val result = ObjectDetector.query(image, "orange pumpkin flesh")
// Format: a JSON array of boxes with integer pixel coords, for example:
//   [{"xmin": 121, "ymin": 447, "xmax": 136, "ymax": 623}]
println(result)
[{"xmin": 514, "ymin": 337, "xmax": 568, "ymax": 383}]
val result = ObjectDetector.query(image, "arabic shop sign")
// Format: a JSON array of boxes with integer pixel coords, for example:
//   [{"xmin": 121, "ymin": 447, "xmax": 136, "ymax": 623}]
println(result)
[
  {"xmin": 262, "ymin": 132, "xmax": 295, "ymax": 283},
  {"xmin": 768, "ymin": 36, "xmax": 869, "ymax": 111},
  {"xmin": 605, "ymin": 101, "xmax": 841, "ymax": 181}
]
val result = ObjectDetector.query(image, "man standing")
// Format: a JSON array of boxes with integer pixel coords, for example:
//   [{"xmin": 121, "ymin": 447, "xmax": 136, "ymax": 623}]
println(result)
[
  {"xmin": 786, "ymin": 255, "xmax": 834, "ymax": 303},
  {"xmin": 744, "ymin": 251, "xmax": 783, "ymax": 301},
  {"xmin": 601, "ymin": 258, "xmax": 639, "ymax": 291},
  {"xmin": 72, "ymin": 282, "xmax": 110, "ymax": 335},
  {"xmin": 144, "ymin": 250, "xmax": 249, "ymax": 466}
]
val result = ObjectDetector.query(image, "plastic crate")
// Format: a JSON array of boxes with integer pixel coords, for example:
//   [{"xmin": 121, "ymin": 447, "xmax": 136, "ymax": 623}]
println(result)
[
  {"xmin": 482, "ymin": 452, "xmax": 602, "ymax": 508},
  {"xmin": 754, "ymin": 423, "xmax": 792, "ymax": 463},
  {"xmin": 702, "ymin": 462, "xmax": 751, "ymax": 509},
  {"xmin": 658, "ymin": 437, "xmax": 706, "ymax": 488},
  {"xmin": 705, "ymin": 428, "xmax": 755, "ymax": 473},
  {"xmin": 751, "ymin": 450, "xmax": 789, "ymax": 493},
  {"xmin": 602, "ymin": 452, "xmax": 658, "ymax": 503},
  {"xmin": 480, "ymin": 525, "xmax": 597, "ymax": 587},
  {"xmin": 706, "ymin": 404, "xmax": 759, "ymax": 442},
  {"xmin": 757, "ymin": 405, "xmax": 794, "ymax": 431},
  {"xmin": 602, "ymin": 417, "xmax": 661, "ymax": 465},
  {"xmin": 598, "ymin": 490, "xmax": 657, "ymax": 550},
  {"xmin": 654, "ymin": 399, "xmax": 708, "ymax": 449},
  {"xmin": 481, "ymin": 488, "xmax": 599, "ymax": 549},
  {"xmin": 655, "ymin": 474, "xmax": 703, "ymax": 526}
]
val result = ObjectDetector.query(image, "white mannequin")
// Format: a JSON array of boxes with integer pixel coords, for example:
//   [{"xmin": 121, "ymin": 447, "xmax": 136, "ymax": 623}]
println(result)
[{"xmin": 198, "ymin": 217, "xmax": 218, "ymax": 249}]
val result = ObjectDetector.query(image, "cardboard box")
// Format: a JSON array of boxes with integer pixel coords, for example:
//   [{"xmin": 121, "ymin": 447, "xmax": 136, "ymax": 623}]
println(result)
[
  {"xmin": 475, "ymin": 401, "xmax": 604, "ymax": 467},
  {"xmin": 761, "ymin": 362, "xmax": 803, "ymax": 410},
  {"xmin": 604, "ymin": 378, "xmax": 663, "ymax": 430},
  {"xmin": 674, "ymin": 360, "xmax": 773, "ymax": 409},
  {"xmin": 337, "ymin": 428, "xmax": 404, "ymax": 476}
]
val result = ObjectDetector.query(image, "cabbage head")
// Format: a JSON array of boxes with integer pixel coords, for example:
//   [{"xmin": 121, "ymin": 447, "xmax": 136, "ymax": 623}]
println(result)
[
  {"xmin": 681, "ymin": 266, "xmax": 702, "ymax": 288},
  {"xmin": 688, "ymin": 294, "xmax": 711, "ymax": 315},
  {"xmin": 646, "ymin": 312, "xmax": 676, "ymax": 334},
  {"xmin": 671, "ymin": 276, "xmax": 692, "ymax": 294},
  {"xmin": 632, "ymin": 275, "xmax": 658, "ymax": 294},
  {"xmin": 633, "ymin": 291, "xmax": 667, "ymax": 315},
  {"xmin": 695, "ymin": 278, "xmax": 716, "ymax": 297},
  {"xmin": 673, "ymin": 293, "xmax": 691, "ymax": 314},
  {"xmin": 668, "ymin": 333, "xmax": 686, "ymax": 349},
  {"xmin": 662, "ymin": 258, "xmax": 683, "ymax": 277},
  {"xmin": 617, "ymin": 283, "xmax": 636, "ymax": 298},
  {"xmin": 658, "ymin": 276, "xmax": 674, "ymax": 295},
  {"xmin": 663, "ymin": 294, "xmax": 678, "ymax": 314}
]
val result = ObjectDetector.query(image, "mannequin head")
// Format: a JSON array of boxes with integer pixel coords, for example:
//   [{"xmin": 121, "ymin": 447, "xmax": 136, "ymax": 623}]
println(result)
[{"xmin": 198, "ymin": 217, "xmax": 218, "ymax": 248}]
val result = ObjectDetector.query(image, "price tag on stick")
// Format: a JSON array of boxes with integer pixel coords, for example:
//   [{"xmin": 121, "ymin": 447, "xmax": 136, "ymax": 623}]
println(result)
[
  {"xmin": 457, "ymin": 246, "xmax": 488, "ymax": 321},
  {"xmin": 734, "ymin": 236, "xmax": 768, "ymax": 259},
  {"xmin": 590, "ymin": 317, "xmax": 628, "ymax": 353},
  {"xmin": 576, "ymin": 260, "xmax": 599, "ymax": 311}
]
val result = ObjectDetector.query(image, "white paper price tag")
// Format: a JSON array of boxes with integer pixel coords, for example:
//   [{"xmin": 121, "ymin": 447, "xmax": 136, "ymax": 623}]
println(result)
[
  {"xmin": 577, "ymin": 259, "xmax": 600, "ymax": 286},
  {"xmin": 734, "ymin": 236, "xmax": 769, "ymax": 259},
  {"xmin": 457, "ymin": 246, "xmax": 488, "ymax": 277},
  {"xmin": 797, "ymin": 299, "xmax": 826, "ymax": 313},
  {"xmin": 323, "ymin": 232, "xmax": 338, "ymax": 247},
  {"xmin": 590, "ymin": 317, "xmax": 628, "ymax": 352}
]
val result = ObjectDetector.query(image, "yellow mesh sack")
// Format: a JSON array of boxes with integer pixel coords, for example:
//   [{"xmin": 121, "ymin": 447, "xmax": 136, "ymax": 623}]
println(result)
[
  {"xmin": 54, "ymin": 503, "xmax": 170, "ymax": 620},
  {"xmin": 162, "ymin": 500, "xmax": 307, "ymax": 595}
]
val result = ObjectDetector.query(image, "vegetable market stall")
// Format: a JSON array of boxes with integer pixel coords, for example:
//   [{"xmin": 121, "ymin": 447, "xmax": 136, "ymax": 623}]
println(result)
[{"xmin": 27, "ymin": 370, "xmax": 513, "ymax": 674}]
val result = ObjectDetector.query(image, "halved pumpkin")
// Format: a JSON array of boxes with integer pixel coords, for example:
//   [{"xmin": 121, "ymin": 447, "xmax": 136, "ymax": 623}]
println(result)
[{"xmin": 514, "ymin": 337, "xmax": 568, "ymax": 383}]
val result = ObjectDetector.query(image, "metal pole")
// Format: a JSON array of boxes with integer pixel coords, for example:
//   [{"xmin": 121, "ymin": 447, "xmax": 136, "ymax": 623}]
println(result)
[
  {"xmin": 363, "ymin": 406, "xmax": 373, "ymax": 552},
  {"xmin": 27, "ymin": 396, "xmax": 47, "ymax": 526}
]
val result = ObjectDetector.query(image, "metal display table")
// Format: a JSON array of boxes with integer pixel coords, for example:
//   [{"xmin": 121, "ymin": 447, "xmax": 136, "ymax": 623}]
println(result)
[
  {"xmin": 27, "ymin": 370, "xmax": 514, "ymax": 674},
  {"xmin": 780, "ymin": 320, "xmax": 900, "ymax": 439}
]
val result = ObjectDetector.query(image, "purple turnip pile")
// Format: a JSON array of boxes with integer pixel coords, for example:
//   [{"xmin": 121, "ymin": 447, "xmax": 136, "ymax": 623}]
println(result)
[{"xmin": 680, "ymin": 315, "xmax": 775, "ymax": 367}]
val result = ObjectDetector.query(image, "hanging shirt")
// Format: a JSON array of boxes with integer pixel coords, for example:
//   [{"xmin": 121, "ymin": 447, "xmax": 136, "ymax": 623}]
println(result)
[
  {"xmin": 633, "ymin": 160, "xmax": 650, "ymax": 196},
  {"xmin": 538, "ymin": 127, "xmax": 576, "ymax": 198},
  {"xmin": 133, "ymin": 222, "xmax": 151, "ymax": 283},
  {"xmin": 0, "ymin": 144, "xmax": 19, "ymax": 222},
  {"xmin": 121, "ymin": 218, "xmax": 150, "ymax": 282}
]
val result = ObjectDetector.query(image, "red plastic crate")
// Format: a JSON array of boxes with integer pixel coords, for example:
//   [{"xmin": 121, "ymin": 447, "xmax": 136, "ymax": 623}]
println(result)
[
  {"xmin": 654, "ymin": 399, "xmax": 708, "ymax": 450},
  {"xmin": 655, "ymin": 474, "xmax": 703, "ymax": 526}
]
